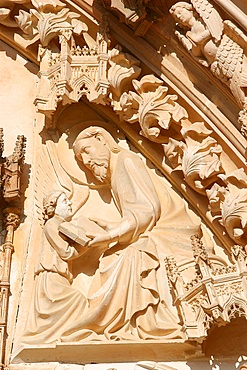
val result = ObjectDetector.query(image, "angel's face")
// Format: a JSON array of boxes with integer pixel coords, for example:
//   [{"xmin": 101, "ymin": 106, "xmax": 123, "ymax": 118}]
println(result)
[
  {"xmin": 55, "ymin": 193, "xmax": 72, "ymax": 221},
  {"xmin": 172, "ymin": 7, "xmax": 194, "ymax": 27},
  {"xmin": 78, "ymin": 137, "xmax": 110, "ymax": 183}
]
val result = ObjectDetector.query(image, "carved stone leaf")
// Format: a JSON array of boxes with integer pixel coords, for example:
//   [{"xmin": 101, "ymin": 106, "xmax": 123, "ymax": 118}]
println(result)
[
  {"xmin": 181, "ymin": 121, "xmax": 213, "ymax": 141},
  {"xmin": 221, "ymin": 189, "xmax": 247, "ymax": 242},
  {"xmin": 31, "ymin": 0, "xmax": 66, "ymax": 12},
  {"xmin": 206, "ymin": 182, "xmax": 226, "ymax": 213},
  {"xmin": 184, "ymin": 136, "xmax": 222, "ymax": 179},
  {"xmin": 219, "ymin": 169, "xmax": 247, "ymax": 243},
  {"xmin": 15, "ymin": 10, "xmax": 34, "ymax": 35},
  {"xmin": 0, "ymin": 8, "xmax": 10, "ymax": 21},
  {"xmin": 120, "ymin": 91, "xmax": 140, "ymax": 123},
  {"xmin": 36, "ymin": 8, "xmax": 73, "ymax": 46},
  {"xmin": 108, "ymin": 47, "xmax": 141, "ymax": 108},
  {"xmin": 132, "ymin": 75, "xmax": 164, "ymax": 94},
  {"xmin": 70, "ymin": 18, "xmax": 88, "ymax": 35},
  {"xmin": 130, "ymin": 78, "xmax": 188, "ymax": 142},
  {"xmin": 223, "ymin": 189, "xmax": 247, "ymax": 224},
  {"xmin": 220, "ymin": 168, "xmax": 247, "ymax": 188},
  {"xmin": 140, "ymin": 90, "xmax": 185, "ymax": 129},
  {"xmin": 164, "ymin": 137, "xmax": 185, "ymax": 169},
  {"xmin": 16, "ymin": 5, "xmax": 84, "ymax": 46},
  {"xmin": 172, "ymin": 100, "xmax": 189, "ymax": 122},
  {"xmin": 182, "ymin": 136, "xmax": 223, "ymax": 193}
]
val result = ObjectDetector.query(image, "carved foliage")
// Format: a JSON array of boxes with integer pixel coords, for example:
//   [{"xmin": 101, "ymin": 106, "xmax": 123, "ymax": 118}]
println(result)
[
  {"xmin": 108, "ymin": 47, "xmax": 141, "ymax": 111},
  {"xmin": 120, "ymin": 75, "xmax": 188, "ymax": 142},
  {"xmin": 15, "ymin": 0, "xmax": 86, "ymax": 46},
  {"xmin": 165, "ymin": 122, "xmax": 223, "ymax": 194},
  {"xmin": 207, "ymin": 169, "xmax": 247, "ymax": 246}
]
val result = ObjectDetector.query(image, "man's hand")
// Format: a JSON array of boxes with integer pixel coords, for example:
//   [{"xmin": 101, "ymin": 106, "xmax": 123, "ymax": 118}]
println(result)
[
  {"xmin": 89, "ymin": 217, "xmax": 120, "ymax": 232},
  {"xmin": 86, "ymin": 231, "xmax": 111, "ymax": 248}
]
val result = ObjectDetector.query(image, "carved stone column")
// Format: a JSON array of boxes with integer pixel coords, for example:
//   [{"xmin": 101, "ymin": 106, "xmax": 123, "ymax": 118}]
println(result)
[
  {"xmin": 0, "ymin": 131, "xmax": 26, "ymax": 369},
  {"xmin": 0, "ymin": 209, "xmax": 20, "ymax": 369}
]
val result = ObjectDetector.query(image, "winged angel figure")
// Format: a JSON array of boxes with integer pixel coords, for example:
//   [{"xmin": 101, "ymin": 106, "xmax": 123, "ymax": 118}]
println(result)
[
  {"xmin": 170, "ymin": 0, "xmax": 247, "ymax": 121},
  {"xmin": 34, "ymin": 133, "xmax": 90, "ymax": 224},
  {"xmin": 15, "ymin": 130, "xmax": 94, "ymax": 349}
]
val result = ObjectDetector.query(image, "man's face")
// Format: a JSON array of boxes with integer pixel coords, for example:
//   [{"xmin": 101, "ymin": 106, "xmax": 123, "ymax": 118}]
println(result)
[
  {"xmin": 55, "ymin": 193, "xmax": 72, "ymax": 220},
  {"xmin": 78, "ymin": 137, "xmax": 110, "ymax": 183}
]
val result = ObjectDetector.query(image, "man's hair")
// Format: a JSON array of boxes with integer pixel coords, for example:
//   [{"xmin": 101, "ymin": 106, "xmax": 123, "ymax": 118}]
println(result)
[
  {"xmin": 73, "ymin": 126, "xmax": 122, "ymax": 161},
  {"xmin": 43, "ymin": 190, "xmax": 64, "ymax": 222}
]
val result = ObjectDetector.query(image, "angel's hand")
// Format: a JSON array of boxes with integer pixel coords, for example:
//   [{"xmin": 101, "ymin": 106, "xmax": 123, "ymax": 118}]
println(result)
[
  {"xmin": 175, "ymin": 31, "xmax": 192, "ymax": 51},
  {"xmin": 175, "ymin": 30, "xmax": 183, "ymax": 40},
  {"xmin": 198, "ymin": 58, "xmax": 209, "ymax": 67}
]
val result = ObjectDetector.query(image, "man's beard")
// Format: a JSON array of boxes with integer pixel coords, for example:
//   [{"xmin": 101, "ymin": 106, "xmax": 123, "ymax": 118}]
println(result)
[{"xmin": 90, "ymin": 159, "xmax": 109, "ymax": 182}]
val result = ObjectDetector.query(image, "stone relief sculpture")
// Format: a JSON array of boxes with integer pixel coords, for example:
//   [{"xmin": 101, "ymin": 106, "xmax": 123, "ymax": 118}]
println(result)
[
  {"xmin": 67, "ymin": 126, "xmax": 201, "ymax": 341},
  {"xmin": 9, "ymin": 0, "xmax": 246, "ymax": 260},
  {"xmin": 169, "ymin": 0, "xmax": 247, "ymax": 134},
  {"xmin": 17, "ymin": 124, "xmax": 208, "ymax": 348},
  {"xmin": 20, "ymin": 191, "xmax": 88, "ymax": 346},
  {"xmin": 3, "ymin": 0, "xmax": 247, "ymax": 352}
]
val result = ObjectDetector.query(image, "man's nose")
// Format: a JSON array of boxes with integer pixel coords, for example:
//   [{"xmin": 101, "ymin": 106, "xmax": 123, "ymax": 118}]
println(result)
[{"xmin": 83, "ymin": 156, "xmax": 91, "ymax": 165}]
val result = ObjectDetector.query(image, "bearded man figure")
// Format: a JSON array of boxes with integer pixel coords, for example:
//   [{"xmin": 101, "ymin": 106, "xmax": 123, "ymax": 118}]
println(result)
[{"xmin": 65, "ymin": 126, "xmax": 201, "ymax": 341}]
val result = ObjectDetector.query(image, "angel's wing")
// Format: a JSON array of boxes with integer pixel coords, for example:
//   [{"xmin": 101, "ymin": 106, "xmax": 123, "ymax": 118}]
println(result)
[
  {"xmin": 223, "ymin": 20, "xmax": 247, "ymax": 51},
  {"xmin": 35, "ymin": 139, "xmax": 89, "ymax": 226},
  {"xmin": 191, "ymin": 0, "xmax": 223, "ymax": 42}
]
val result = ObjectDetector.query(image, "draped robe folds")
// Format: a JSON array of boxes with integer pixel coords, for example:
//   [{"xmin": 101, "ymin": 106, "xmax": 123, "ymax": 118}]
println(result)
[
  {"xmin": 62, "ymin": 151, "xmax": 201, "ymax": 342},
  {"xmin": 19, "ymin": 215, "xmax": 87, "ymax": 346}
]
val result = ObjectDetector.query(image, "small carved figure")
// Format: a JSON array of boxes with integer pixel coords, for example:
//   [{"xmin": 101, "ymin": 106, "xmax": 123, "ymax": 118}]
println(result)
[
  {"xmin": 59, "ymin": 126, "xmax": 202, "ymax": 341},
  {"xmin": 170, "ymin": 2, "xmax": 221, "ymax": 67},
  {"xmin": 20, "ymin": 191, "xmax": 87, "ymax": 345},
  {"xmin": 170, "ymin": 1, "xmax": 247, "ymax": 130}
]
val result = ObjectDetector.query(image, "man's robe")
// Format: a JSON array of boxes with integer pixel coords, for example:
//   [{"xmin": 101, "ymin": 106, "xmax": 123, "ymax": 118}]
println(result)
[{"xmin": 62, "ymin": 150, "xmax": 201, "ymax": 341}]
